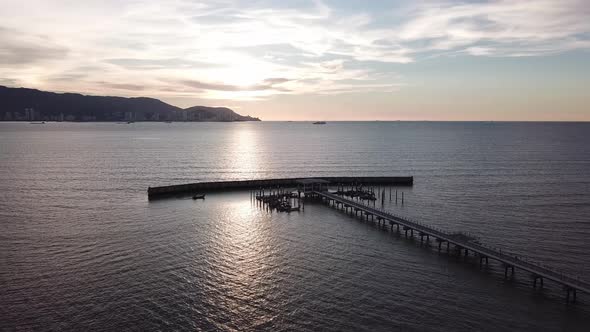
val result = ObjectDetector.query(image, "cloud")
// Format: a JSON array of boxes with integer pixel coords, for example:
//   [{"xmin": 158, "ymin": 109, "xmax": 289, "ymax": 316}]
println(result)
[
  {"xmin": 319, "ymin": 59, "xmax": 344, "ymax": 72},
  {"xmin": 179, "ymin": 77, "xmax": 292, "ymax": 92},
  {"xmin": 398, "ymin": 0, "xmax": 590, "ymax": 56},
  {"xmin": 465, "ymin": 47, "xmax": 494, "ymax": 56},
  {"xmin": 105, "ymin": 58, "xmax": 216, "ymax": 70},
  {"xmin": 99, "ymin": 82, "xmax": 145, "ymax": 91},
  {"xmin": 0, "ymin": 77, "xmax": 19, "ymax": 86},
  {"xmin": 0, "ymin": 0, "xmax": 589, "ymax": 101},
  {"xmin": 262, "ymin": 77, "xmax": 291, "ymax": 85},
  {"xmin": 0, "ymin": 26, "xmax": 68, "ymax": 66}
]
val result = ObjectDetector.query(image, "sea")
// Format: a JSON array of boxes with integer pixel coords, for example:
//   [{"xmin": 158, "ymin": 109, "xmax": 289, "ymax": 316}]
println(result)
[{"xmin": 1, "ymin": 121, "xmax": 590, "ymax": 331}]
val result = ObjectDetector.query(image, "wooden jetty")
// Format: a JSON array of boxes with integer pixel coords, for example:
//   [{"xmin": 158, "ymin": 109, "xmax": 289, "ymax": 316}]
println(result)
[
  {"xmin": 314, "ymin": 190, "xmax": 590, "ymax": 303},
  {"xmin": 147, "ymin": 176, "xmax": 413, "ymax": 198},
  {"xmin": 148, "ymin": 176, "xmax": 588, "ymax": 303}
]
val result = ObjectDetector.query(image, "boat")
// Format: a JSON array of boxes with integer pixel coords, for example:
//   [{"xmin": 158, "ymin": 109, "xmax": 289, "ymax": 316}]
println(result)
[
  {"xmin": 192, "ymin": 194, "xmax": 206, "ymax": 200},
  {"xmin": 30, "ymin": 121, "xmax": 46, "ymax": 124},
  {"xmin": 312, "ymin": 121, "xmax": 326, "ymax": 125}
]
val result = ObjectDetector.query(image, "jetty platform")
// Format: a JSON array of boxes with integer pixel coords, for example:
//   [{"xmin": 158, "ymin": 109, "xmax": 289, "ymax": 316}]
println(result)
[{"xmin": 147, "ymin": 176, "xmax": 413, "ymax": 198}]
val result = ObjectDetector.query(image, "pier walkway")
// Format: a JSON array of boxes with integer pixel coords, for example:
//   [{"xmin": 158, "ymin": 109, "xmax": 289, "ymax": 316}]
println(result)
[{"xmin": 314, "ymin": 190, "xmax": 590, "ymax": 301}]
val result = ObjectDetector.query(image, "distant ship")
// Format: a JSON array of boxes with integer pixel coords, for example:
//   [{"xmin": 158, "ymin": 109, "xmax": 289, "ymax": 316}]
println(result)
[{"xmin": 313, "ymin": 121, "xmax": 327, "ymax": 125}]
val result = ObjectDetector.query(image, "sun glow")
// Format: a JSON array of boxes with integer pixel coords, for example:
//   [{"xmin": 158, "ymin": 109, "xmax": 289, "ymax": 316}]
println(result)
[{"xmin": 230, "ymin": 124, "xmax": 263, "ymax": 178}]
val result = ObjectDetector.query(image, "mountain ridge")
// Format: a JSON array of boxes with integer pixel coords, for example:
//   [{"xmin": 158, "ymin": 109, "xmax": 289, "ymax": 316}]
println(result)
[{"xmin": 0, "ymin": 85, "xmax": 260, "ymax": 122}]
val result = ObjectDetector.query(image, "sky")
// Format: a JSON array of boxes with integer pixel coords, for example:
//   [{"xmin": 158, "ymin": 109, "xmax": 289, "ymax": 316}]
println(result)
[{"xmin": 0, "ymin": 0, "xmax": 589, "ymax": 121}]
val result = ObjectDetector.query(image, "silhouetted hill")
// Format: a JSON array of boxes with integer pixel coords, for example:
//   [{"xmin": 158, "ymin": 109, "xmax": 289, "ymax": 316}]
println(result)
[
  {"xmin": 0, "ymin": 86, "xmax": 260, "ymax": 122},
  {"xmin": 184, "ymin": 106, "xmax": 260, "ymax": 122}
]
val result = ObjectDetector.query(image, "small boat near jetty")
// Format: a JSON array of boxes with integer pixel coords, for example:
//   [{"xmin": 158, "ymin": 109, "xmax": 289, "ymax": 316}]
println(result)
[
  {"xmin": 192, "ymin": 194, "xmax": 206, "ymax": 200},
  {"xmin": 313, "ymin": 121, "xmax": 326, "ymax": 125}
]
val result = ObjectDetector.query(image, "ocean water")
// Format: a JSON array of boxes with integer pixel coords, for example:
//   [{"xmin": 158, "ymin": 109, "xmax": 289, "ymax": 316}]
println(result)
[{"xmin": 1, "ymin": 121, "xmax": 590, "ymax": 331}]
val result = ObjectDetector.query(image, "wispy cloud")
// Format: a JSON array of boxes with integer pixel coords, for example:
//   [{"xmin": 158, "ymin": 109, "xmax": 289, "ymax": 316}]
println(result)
[
  {"xmin": 0, "ymin": 26, "xmax": 68, "ymax": 65},
  {"xmin": 0, "ymin": 0, "xmax": 588, "ymax": 101},
  {"xmin": 178, "ymin": 78, "xmax": 292, "ymax": 92},
  {"xmin": 398, "ymin": 0, "xmax": 590, "ymax": 56}
]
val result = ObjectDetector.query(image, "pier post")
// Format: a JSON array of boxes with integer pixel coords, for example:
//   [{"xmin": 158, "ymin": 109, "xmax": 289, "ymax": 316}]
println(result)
[
  {"xmin": 479, "ymin": 255, "xmax": 488, "ymax": 267},
  {"xmin": 504, "ymin": 265, "xmax": 515, "ymax": 279},
  {"xmin": 533, "ymin": 276, "xmax": 544, "ymax": 289},
  {"xmin": 565, "ymin": 288, "xmax": 577, "ymax": 303}
]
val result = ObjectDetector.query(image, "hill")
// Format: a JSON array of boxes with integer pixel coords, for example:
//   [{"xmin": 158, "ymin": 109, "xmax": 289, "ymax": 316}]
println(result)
[{"xmin": 0, "ymin": 86, "xmax": 260, "ymax": 122}]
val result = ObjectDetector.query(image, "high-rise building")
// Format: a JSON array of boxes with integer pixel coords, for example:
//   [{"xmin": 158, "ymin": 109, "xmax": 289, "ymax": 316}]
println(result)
[{"xmin": 124, "ymin": 111, "xmax": 134, "ymax": 121}]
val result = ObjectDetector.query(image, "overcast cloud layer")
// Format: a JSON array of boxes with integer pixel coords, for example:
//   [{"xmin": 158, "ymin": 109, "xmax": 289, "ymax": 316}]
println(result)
[{"xmin": 0, "ymin": 0, "xmax": 589, "ymax": 111}]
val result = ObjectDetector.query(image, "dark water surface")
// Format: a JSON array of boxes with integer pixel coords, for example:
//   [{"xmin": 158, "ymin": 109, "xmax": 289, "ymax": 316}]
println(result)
[{"xmin": 1, "ymin": 122, "xmax": 590, "ymax": 331}]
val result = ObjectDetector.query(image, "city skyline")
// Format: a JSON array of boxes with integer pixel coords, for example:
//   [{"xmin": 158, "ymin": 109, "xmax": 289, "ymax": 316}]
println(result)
[{"xmin": 1, "ymin": 0, "xmax": 589, "ymax": 121}]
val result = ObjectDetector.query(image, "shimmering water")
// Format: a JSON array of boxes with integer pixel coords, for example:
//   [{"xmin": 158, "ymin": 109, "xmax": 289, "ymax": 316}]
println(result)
[{"xmin": 1, "ymin": 121, "xmax": 590, "ymax": 331}]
